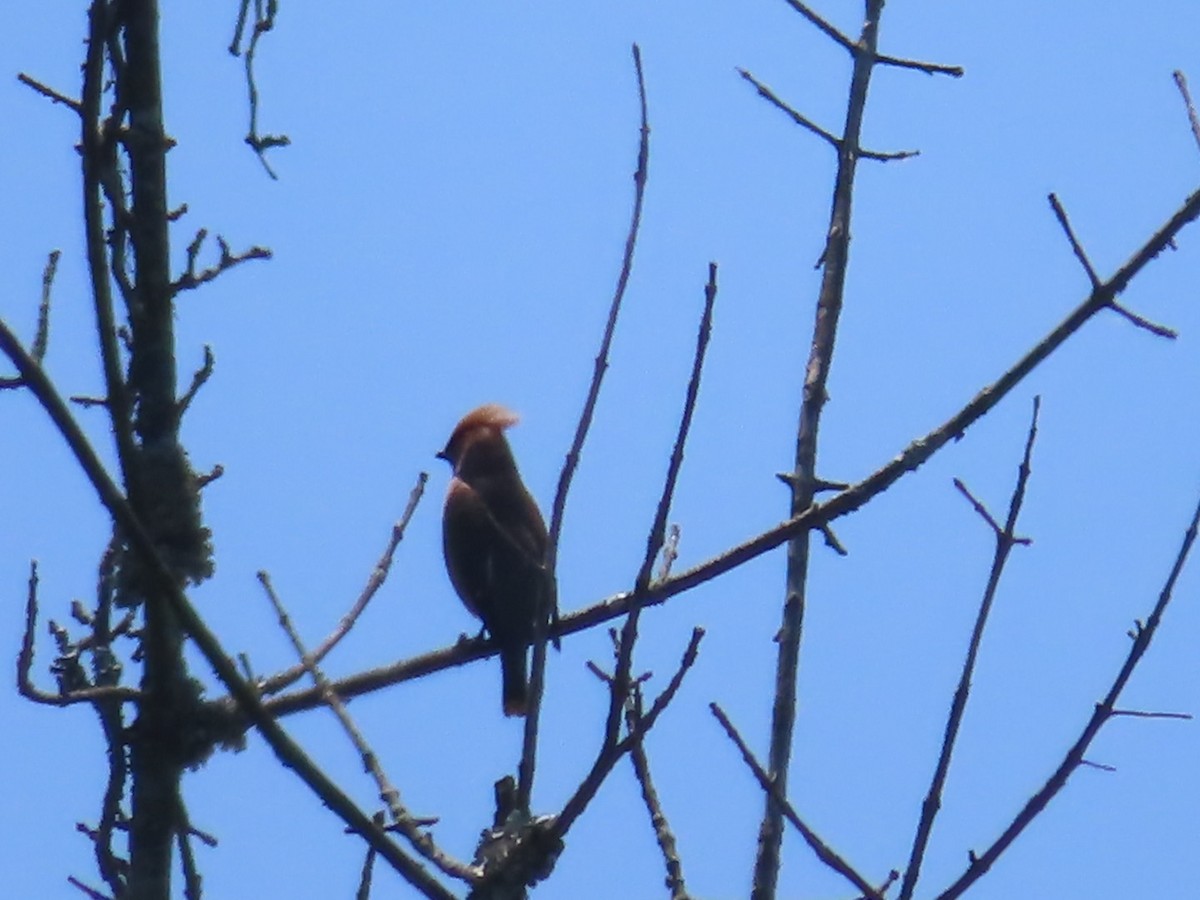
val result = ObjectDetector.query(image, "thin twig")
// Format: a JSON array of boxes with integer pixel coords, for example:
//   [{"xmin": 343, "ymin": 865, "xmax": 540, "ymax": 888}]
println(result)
[
  {"xmin": 1049, "ymin": 194, "xmax": 1176, "ymax": 338},
  {"xmin": 738, "ymin": 68, "xmax": 917, "ymax": 162},
  {"xmin": 778, "ymin": 0, "xmax": 963, "ymax": 77},
  {"xmin": 710, "ymin": 703, "xmax": 884, "ymax": 900},
  {"xmin": 935, "ymin": 492, "xmax": 1200, "ymax": 900},
  {"xmin": 176, "ymin": 345, "xmax": 214, "ymax": 418},
  {"xmin": 1110, "ymin": 708, "xmax": 1192, "ymax": 720},
  {"xmin": 899, "ymin": 397, "xmax": 1040, "ymax": 900},
  {"xmin": 627, "ymin": 688, "xmax": 690, "ymax": 900},
  {"xmin": 258, "ymin": 472, "xmax": 427, "ymax": 697},
  {"xmin": 0, "ymin": 251, "xmax": 60, "ymax": 389},
  {"xmin": 738, "ymin": 68, "xmax": 839, "ymax": 149},
  {"xmin": 16, "ymin": 72, "xmax": 83, "ymax": 113},
  {"xmin": 1173, "ymin": 70, "xmax": 1200, "ymax": 154},
  {"xmin": 258, "ymin": 572, "xmax": 479, "ymax": 886},
  {"xmin": 551, "ymin": 627, "xmax": 703, "ymax": 841},
  {"xmin": 66, "ymin": 876, "xmax": 111, "ymax": 900},
  {"xmin": 80, "ymin": 0, "xmax": 137, "ymax": 490},
  {"xmin": 32, "ymin": 250, "xmax": 59, "ymax": 362},
  {"xmin": 171, "ymin": 235, "xmax": 272, "ymax": 294},
  {"xmin": 1108, "ymin": 302, "xmax": 1178, "ymax": 339},
  {"xmin": 519, "ymin": 40, "xmax": 652, "ymax": 814},
  {"xmin": 17, "ymin": 560, "xmax": 140, "ymax": 707},
  {"xmin": 1048, "ymin": 194, "xmax": 1100, "ymax": 288},
  {"xmin": 234, "ymin": 0, "xmax": 289, "ymax": 178},
  {"xmin": 606, "ymin": 262, "xmax": 717, "ymax": 754},
  {"xmin": 176, "ymin": 793, "xmax": 202, "ymax": 900}
]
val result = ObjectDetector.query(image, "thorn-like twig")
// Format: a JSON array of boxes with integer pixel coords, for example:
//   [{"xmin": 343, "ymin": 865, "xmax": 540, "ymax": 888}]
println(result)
[
  {"xmin": 779, "ymin": 0, "xmax": 963, "ymax": 77},
  {"xmin": 177, "ymin": 345, "xmax": 215, "ymax": 418},
  {"xmin": 1049, "ymin": 194, "xmax": 1177, "ymax": 339},
  {"xmin": 1048, "ymin": 193, "xmax": 1101, "ymax": 289},
  {"xmin": 739, "ymin": 68, "xmax": 919, "ymax": 161},
  {"xmin": 17, "ymin": 72, "xmax": 83, "ymax": 113}
]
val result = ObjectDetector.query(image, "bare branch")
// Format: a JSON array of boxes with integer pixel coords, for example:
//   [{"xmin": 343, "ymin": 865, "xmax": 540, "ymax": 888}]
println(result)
[
  {"xmin": 0, "ymin": 321, "xmax": 455, "ymax": 900},
  {"xmin": 935, "ymin": 491, "xmax": 1200, "ymax": 900},
  {"xmin": 1107, "ymin": 302, "xmax": 1178, "ymax": 339},
  {"xmin": 250, "ymin": 183, "xmax": 1200, "ymax": 721},
  {"xmin": 756, "ymin": 3, "xmax": 891, "ymax": 891},
  {"xmin": 627, "ymin": 689, "xmax": 690, "ymax": 900},
  {"xmin": 0, "ymin": 251, "xmax": 60, "ymax": 389},
  {"xmin": 17, "ymin": 72, "xmax": 83, "ymax": 113},
  {"xmin": 1048, "ymin": 193, "xmax": 1101, "ymax": 289},
  {"xmin": 739, "ymin": 66, "xmax": 916, "ymax": 160},
  {"xmin": 604, "ymin": 263, "xmax": 717, "ymax": 756},
  {"xmin": 738, "ymin": 68, "xmax": 839, "ymax": 149},
  {"xmin": 171, "ymin": 233, "xmax": 272, "ymax": 295},
  {"xmin": 17, "ymin": 559, "xmax": 141, "ymax": 708},
  {"xmin": 259, "ymin": 572, "xmax": 480, "ymax": 886},
  {"xmin": 899, "ymin": 397, "xmax": 1040, "ymax": 900},
  {"xmin": 520, "ymin": 40, "xmax": 652, "ymax": 813},
  {"xmin": 1109, "ymin": 709, "xmax": 1192, "ymax": 720},
  {"xmin": 257, "ymin": 472, "xmax": 428, "ymax": 696},
  {"xmin": 778, "ymin": 0, "xmax": 963, "ymax": 77},
  {"xmin": 551, "ymin": 627, "xmax": 703, "ymax": 842},
  {"xmin": 230, "ymin": 0, "xmax": 290, "ymax": 177},
  {"xmin": 1049, "ymin": 193, "xmax": 1176, "ymax": 338},
  {"xmin": 176, "ymin": 345, "xmax": 214, "ymax": 418},
  {"xmin": 710, "ymin": 703, "xmax": 885, "ymax": 900},
  {"xmin": 1173, "ymin": 70, "xmax": 1200, "ymax": 154}
]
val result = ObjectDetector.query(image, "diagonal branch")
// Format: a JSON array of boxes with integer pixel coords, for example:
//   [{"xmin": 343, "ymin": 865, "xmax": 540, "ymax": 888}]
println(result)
[
  {"xmin": 738, "ymin": 68, "xmax": 919, "ymax": 162},
  {"xmin": 778, "ymin": 0, "xmax": 963, "ymax": 77},
  {"xmin": 934, "ymin": 491, "xmax": 1200, "ymax": 900},
  {"xmin": 606, "ymin": 262, "xmax": 717, "ymax": 747},
  {"xmin": 257, "ymin": 472, "xmax": 428, "ymax": 696},
  {"xmin": 627, "ymin": 688, "xmax": 690, "ymax": 900},
  {"xmin": 241, "ymin": 183, "xmax": 1200, "ymax": 721},
  {"xmin": 898, "ymin": 397, "xmax": 1040, "ymax": 900},
  {"xmin": 0, "ymin": 322, "xmax": 455, "ymax": 900},
  {"xmin": 550, "ymin": 627, "xmax": 703, "ymax": 842},
  {"xmin": 711, "ymin": 703, "xmax": 886, "ymax": 900},
  {"xmin": 259, "ymin": 572, "xmax": 480, "ymax": 887},
  {"xmin": 518, "ymin": 40, "xmax": 652, "ymax": 813}
]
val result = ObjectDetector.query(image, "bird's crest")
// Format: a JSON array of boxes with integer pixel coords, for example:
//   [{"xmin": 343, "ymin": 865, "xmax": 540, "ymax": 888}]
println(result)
[{"xmin": 448, "ymin": 403, "xmax": 519, "ymax": 442}]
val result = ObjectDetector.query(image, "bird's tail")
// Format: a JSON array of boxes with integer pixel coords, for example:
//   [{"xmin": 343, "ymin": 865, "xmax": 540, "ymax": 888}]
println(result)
[{"xmin": 500, "ymin": 644, "xmax": 528, "ymax": 717}]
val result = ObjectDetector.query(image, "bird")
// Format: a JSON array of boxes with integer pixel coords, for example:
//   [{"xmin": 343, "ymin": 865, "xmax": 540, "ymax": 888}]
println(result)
[{"xmin": 438, "ymin": 404, "xmax": 551, "ymax": 717}]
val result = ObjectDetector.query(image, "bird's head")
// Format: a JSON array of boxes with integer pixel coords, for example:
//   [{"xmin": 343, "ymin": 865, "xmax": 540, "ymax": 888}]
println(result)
[{"xmin": 437, "ymin": 403, "xmax": 521, "ymax": 475}]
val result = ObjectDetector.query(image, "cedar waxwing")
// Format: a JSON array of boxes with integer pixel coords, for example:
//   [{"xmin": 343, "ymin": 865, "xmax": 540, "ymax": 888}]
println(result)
[{"xmin": 438, "ymin": 404, "xmax": 550, "ymax": 716}]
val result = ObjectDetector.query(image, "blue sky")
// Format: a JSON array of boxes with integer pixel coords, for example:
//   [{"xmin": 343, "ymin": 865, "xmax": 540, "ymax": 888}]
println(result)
[{"xmin": 2, "ymin": 3, "xmax": 1199, "ymax": 898}]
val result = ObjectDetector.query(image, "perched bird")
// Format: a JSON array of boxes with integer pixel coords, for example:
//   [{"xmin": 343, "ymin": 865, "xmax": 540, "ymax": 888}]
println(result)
[{"xmin": 438, "ymin": 404, "xmax": 550, "ymax": 717}]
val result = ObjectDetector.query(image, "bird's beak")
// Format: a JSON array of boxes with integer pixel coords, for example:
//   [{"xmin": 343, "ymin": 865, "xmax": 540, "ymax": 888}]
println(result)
[{"xmin": 435, "ymin": 449, "xmax": 448, "ymax": 463}]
